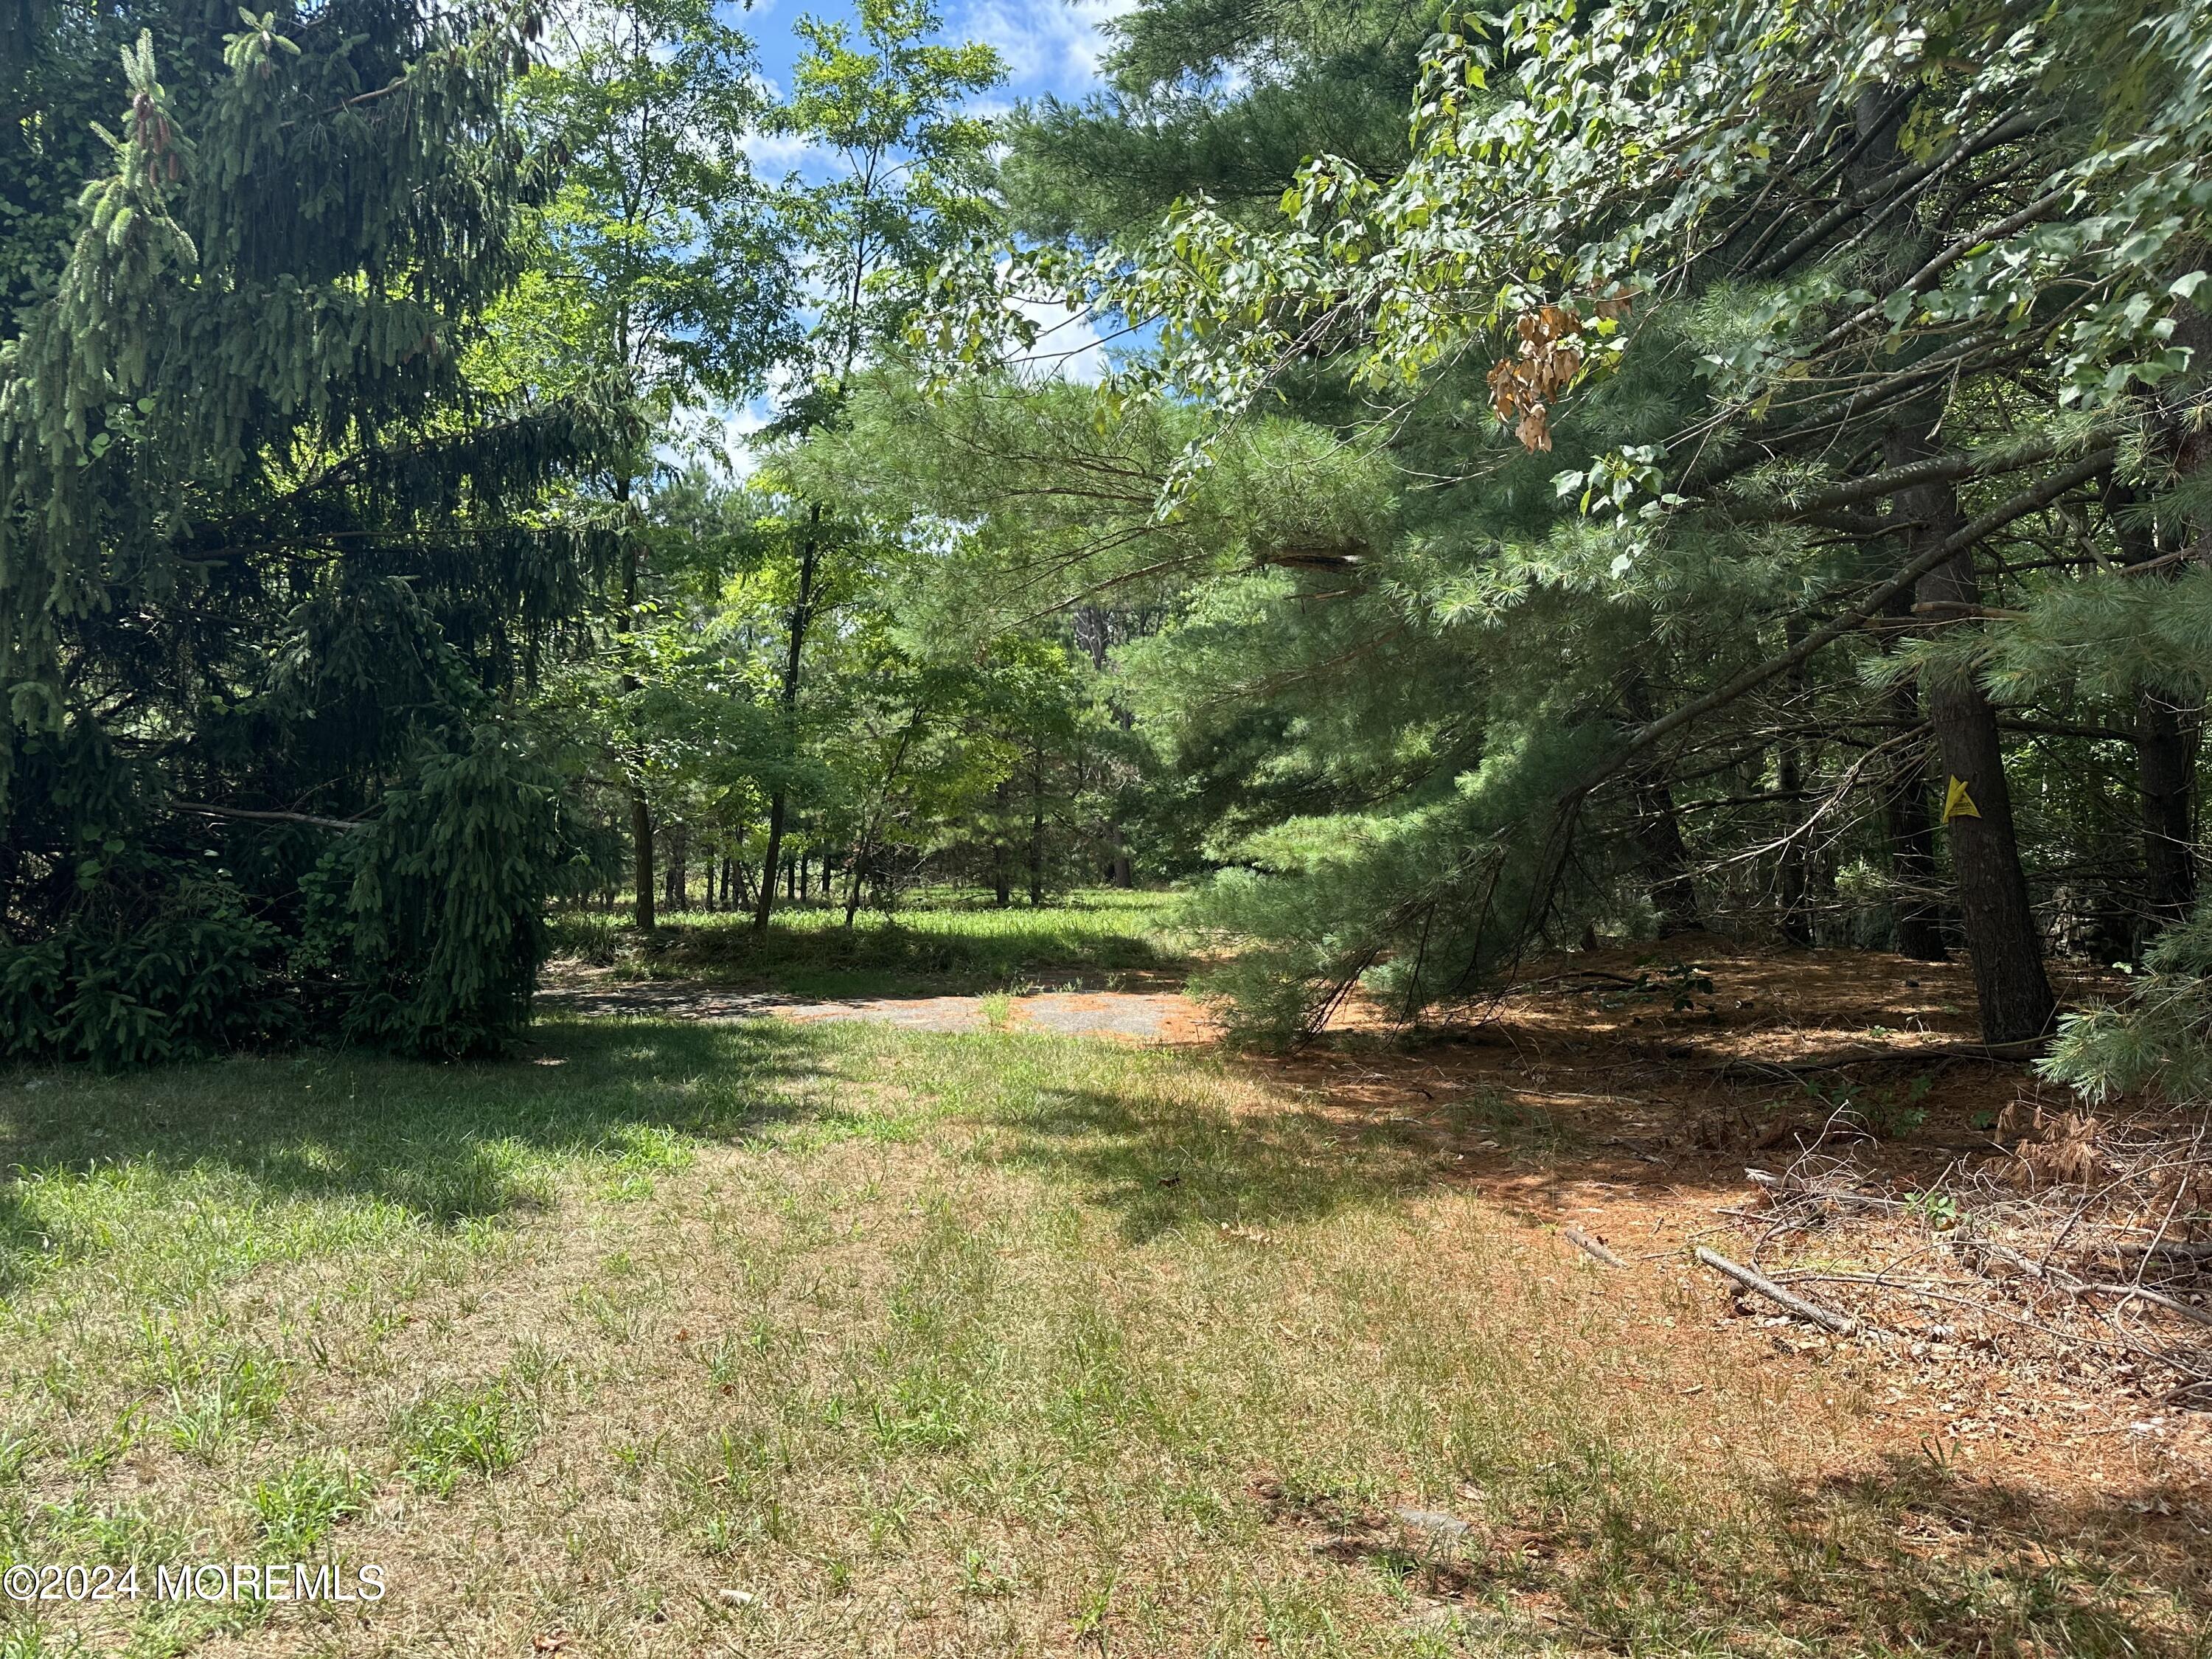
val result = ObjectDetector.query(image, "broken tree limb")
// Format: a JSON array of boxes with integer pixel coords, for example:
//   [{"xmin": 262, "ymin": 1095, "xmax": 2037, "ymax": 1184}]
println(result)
[
  {"xmin": 171, "ymin": 801, "xmax": 367, "ymax": 832},
  {"xmin": 1694, "ymin": 1246, "xmax": 1857, "ymax": 1334},
  {"xmin": 2080, "ymin": 1282, "xmax": 2212, "ymax": 1331},
  {"xmin": 1953, "ymin": 1237, "xmax": 2212, "ymax": 1329},
  {"xmin": 1564, "ymin": 1228, "xmax": 1627, "ymax": 1269}
]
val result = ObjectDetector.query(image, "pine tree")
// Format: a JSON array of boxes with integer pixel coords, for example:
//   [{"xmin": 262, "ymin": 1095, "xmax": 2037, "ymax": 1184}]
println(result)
[
  {"xmin": 863, "ymin": 0, "xmax": 2212, "ymax": 1054},
  {"xmin": 0, "ymin": 1, "xmax": 627, "ymax": 1062}
]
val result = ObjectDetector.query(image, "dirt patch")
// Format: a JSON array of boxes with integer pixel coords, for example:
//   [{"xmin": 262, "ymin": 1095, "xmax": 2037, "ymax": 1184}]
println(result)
[
  {"xmin": 538, "ymin": 967, "xmax": 1214, "ymax": 1042},
  {"xmin": 1254, "ymin": 942, "xmax": 2212, "ymax": 1512}
]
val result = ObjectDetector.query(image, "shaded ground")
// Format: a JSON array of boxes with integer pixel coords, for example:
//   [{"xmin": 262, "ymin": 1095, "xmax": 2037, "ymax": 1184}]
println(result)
[
  {"xmin": 540, "ymin": 968, "xmax": 1209, "ymax": 1040},
  {"xmin": 1262, "ymin": 939, "xmax": 2212, "ymax": 1502},
  {"xmin": 6, "ymin": 935, "xmax": 2208, "ymax": 1656}
]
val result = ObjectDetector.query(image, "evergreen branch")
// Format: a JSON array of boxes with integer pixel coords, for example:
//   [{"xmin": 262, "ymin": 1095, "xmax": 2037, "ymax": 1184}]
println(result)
[
  {"xmin": 1728, "ymin": 432, "xmax": 2080, "ymax": 521},
  {"xmin": 1592, "ymin": 445, "xmax": 2116, "ymax": 790},
  {"xmin": 1756, "ymin": 107, "xmax": 2048, "ymax": 279}
]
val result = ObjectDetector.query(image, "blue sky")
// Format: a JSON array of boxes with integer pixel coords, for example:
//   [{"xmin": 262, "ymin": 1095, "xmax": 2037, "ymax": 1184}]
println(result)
[
  {"xmin": 742, "ymin": 0, "xmax": 1129, "ymax": 115},
  {"xmin": 707, "ymin": 0, "xmax": 1133, "ymax": 465}
]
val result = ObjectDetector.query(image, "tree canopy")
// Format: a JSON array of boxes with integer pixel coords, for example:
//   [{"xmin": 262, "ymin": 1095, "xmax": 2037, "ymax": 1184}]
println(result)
[{"xmin": 8, "ymin": 0, "xmax": 2212, "ymax": 1102}]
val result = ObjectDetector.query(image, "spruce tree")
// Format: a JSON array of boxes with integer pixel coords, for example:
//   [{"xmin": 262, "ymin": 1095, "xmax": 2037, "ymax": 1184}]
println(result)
[{"xmin": 0, "ymin": 1, "xmax": 625, "ymax": 1061}]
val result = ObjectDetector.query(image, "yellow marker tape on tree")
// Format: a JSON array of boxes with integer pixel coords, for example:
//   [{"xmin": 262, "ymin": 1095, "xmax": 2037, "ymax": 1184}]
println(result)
[{"xmin": 1942, "ymin": 776, "xmax": 1980, "ymax": 824}]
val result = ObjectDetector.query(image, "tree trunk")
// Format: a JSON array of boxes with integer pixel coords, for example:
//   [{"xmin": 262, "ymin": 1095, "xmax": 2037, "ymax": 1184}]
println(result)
[
  {"xmin": 1621, "ymin": 679, "xmax": 1700, "ymax": 936},
  {"xmin": 630, "ymin": 791, "xmax": 655, "ymax": 933},
  {"xmin": 843, "ymin": 845, "xmax": 865, "ymax": 927},
  {"xmin": 616, "ymin": 476, "xmax": 654, "ymax": 931},
  {"xmin": 1879, "ymin": 590, "xmax": 1949, "ymax": 960},
  {"xmin": 1776, "ymin": 627, "xmax": 1815, "ymax": 945},
  {"xmin": 663, "ymin": 822, "xmax": 689, "ymax": 912},
  {"xmin": 2138, "ymin": 691, "xmax": 2198, "ymax": 931},
  {"xmin": 992, "ymin": 780, "xmax": 1012, "ymax": 906},
  {"xmin": 1029, "ymin": 756, "xmax": 1046, "ymax": 908},
  {"xmin": 1633, "ymin": 772, "xmax": 1703, "ymax": 937},
  {"xmin": 1775, "ymin": 757, "xmax": 1810, "ymax": 945},
  {"xmin": 2110, "ymin": 483, "xmax": 2199, "ymax": 934},
  {"xmin": 1890, "ymin": 427, "xmax": 2055, "ymax": 1043},
  {"xmin": 755, "ymin": 507, "xmax": 823, "ymax": 933}
]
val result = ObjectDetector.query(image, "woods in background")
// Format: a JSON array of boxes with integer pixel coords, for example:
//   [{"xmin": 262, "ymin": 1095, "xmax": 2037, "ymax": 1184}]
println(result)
[{"xmin": 5, "ymin": 0, "xmax": 2212, "ymax": 1093}]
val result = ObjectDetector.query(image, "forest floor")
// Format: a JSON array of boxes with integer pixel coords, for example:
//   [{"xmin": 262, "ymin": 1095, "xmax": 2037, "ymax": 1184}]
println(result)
[{"xmin": 3, "ymin": 898, "xmax": 2209, "ymax": 1656}]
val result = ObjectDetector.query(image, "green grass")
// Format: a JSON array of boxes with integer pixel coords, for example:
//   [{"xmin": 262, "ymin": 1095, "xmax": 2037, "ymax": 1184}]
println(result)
[
  {"xmin": 392, "ymin": 1382, "xmax": 525, "ymax": 1496},
  {"xmin": 0, "ymin": 1015, "xmax": 2202, "ymax": 1656},
  {"xmin": 250, "ymin": 1455, "xmax": 371, "ymax": 1555},
  {"xmin": 547, "ymin": 886, "xmax": 1189, "ymax": 998}
]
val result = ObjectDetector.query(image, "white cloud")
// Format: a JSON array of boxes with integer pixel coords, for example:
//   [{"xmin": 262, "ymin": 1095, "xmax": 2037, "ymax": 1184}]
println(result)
[
  {"xmin": 958, "ymin": 0, "xmax": 1135, "ymax": 89},
  {"xmin": 741, "ymin": 128, "xmax": 821, "ymax": 173},
  {"xmin": 712, "ymin": 400, "xmax": 776, "ymax": 479},
  {"xmin": 1008, "ymin": 293, "xmax": 1109, "ymax": 384}
]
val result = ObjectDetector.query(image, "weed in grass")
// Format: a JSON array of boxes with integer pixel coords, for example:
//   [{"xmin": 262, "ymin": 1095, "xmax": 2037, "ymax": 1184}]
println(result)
[
  {"xmin": 0, "ymin": 1627, "xmax": 94, "ymax": 1659},
  {"xmin": 60, "ymin": 1408, "xmax": 140, "ymax": 1478},
  {"xmin": 959, "ymin": 1547, "xmax": 1017, "ymax": 1599},
  {"xmin": 692, "ymin": 1426, "xmax": 790, "ymax": 1548},
  {"xmin": 394, "ymin": 1382, "xmax": 524, "ymax": 1496},
  {"xmin": 0, "ymin": 1426, "xmax": 30, "ymax": 1484},
  {"xmin": 868, "ymin": 1368, "xmax": 977, "ymax": 1454},
  {"xmin": 507, "ymin": 1335, "xmax": 576, "ymax": 1410},
  {"xmin": 250, "ymin": 1455, "xmax": 370, "ymax": 1556},
  {"xmin": 147, "ymin": 1338, "xmax": 288, "ymax": 1460}
]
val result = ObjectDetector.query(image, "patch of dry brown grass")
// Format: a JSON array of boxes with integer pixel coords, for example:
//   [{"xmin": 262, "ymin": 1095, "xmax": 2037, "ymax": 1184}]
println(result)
[{"xmin": 4, "ymin": 1010, "xmax": 2205, "ymax": 1656}]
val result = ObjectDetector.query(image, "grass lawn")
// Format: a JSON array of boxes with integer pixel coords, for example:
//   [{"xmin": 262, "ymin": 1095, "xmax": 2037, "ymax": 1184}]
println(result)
[
  {"xmin": 547, "ymin": 889, "xmax": 1189, "ymax": 1001},
  {"xmin": 1, "ymin": 995, "xmax": 2199, "ymax": 1653}
]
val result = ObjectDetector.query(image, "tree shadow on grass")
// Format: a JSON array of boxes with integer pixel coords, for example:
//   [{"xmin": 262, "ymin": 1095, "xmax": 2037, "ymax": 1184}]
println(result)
[
  {"xmin": 1284, "ymin": 1447, "xmax": 2206, "ymax": 1655},
  {"xmin": 1627, "ymin": 1453, "xmax": 2211, "ymax": 1657},
  {"xmin": 1742, "ymin": 1452, "xmax": 2212, "ymax": 1656},
  {"xmin": 0, "ymin": 1014, "xmax": 837, "ymax": 1293},
  {"xmin": 980, "ymin": 1079, "xmax": 1452, "ymax": 1243}
]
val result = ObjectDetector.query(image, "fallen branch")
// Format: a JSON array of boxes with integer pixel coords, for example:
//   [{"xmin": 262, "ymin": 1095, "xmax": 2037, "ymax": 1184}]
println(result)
[
  {"xmin": 1953, "ymin": 1237, "xmax": 2212, "ymax": 1327},
  {"xmin": 1695, "ymin": 1245, "xmax": 1857, "ymax": 1334},
  {"xmin": 1745, "ymin": 1169, "xmax": 1907, "ymax": 1211},
  {"xmin": 1564, "ymin": 1228, "xmax": 1627, "ymax": 1269},
  {"xmin": 2079, "ymin": 1282, "xmax": 2212, "ymax": 1330},
  {"xmin": 1712, "ymin": 1038, "xmax": 2045, "ymax": 1077},
  {"xmin": 172, "ymin": 801, "xmax": 367, "ymax": 832},
  {"xmin": 2108, "ymin": 1239, "xmax": 2212, "ymax": 1263}
]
